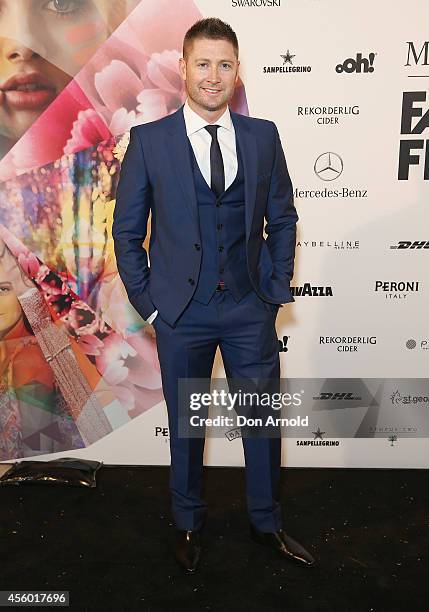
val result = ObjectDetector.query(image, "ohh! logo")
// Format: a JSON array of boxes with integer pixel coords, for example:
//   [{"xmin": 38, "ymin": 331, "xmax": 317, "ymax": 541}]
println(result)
[{"xmin": 336, "ymin": 53, "xmax": 376, "ymax": 74}]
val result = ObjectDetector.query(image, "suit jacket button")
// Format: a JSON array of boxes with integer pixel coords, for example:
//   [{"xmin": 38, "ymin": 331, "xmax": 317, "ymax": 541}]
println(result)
[
  {"xmin": 194, "ymin": 243, "xmax": 201, "ymax": 250},
  {"xmin": 188, "ymin": 278, "xmax": 195, "ymax": 285}
]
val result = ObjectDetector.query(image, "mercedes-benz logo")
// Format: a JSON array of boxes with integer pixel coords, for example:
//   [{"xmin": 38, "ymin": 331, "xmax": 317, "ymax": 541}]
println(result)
[{"xmin": 314, "ymin": 152, "xmax": 344, "ymax": 181}]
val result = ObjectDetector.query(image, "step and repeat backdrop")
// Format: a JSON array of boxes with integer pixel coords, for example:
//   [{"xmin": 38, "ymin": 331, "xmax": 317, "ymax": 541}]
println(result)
[{"xmin": 0, "ymin": 0, "xmax": 428, "ymax": 467}]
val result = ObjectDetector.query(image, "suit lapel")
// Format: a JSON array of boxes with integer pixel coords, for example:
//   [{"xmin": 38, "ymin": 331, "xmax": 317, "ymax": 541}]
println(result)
[
  {"xmin": 166, "ymin": 107, "xmax": 199, "ymax": 228},
  {"xmin": 230, "ymin": 110, "xmax": 258, "ymax": 243},
  {"xmin": 165, "ymin": 104, "xmax": 258, "ymax": 241}
]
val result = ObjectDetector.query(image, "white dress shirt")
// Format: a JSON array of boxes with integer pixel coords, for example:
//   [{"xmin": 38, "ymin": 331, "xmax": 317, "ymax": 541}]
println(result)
[{"xmin": 146, "ymin": 99, "xmax": 237, "ymax": 325}]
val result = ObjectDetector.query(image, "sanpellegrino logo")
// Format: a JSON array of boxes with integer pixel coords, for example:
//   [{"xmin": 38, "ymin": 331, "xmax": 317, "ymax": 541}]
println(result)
[
  {"xmin": 263, "ymin": 51, "xmax": 312, "ymax": 74},
  {"xmin": 291, "ymin": 283, "xmax": 333, "ymax": 297},
  {"xmin": 297, "ymin": 427, "xmax": 340, "ymax": 447}
]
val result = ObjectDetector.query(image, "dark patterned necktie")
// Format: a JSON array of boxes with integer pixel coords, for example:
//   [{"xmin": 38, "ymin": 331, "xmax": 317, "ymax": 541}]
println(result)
[{"xmin": 204, "ymin": 124, "xmax": 225, "ymax": 197}]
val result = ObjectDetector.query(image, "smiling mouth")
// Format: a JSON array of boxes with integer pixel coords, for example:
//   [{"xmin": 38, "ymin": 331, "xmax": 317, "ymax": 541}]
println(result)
[{"xmin": 202, "ymin": 88, "xmax": 221, "ymax": 93}]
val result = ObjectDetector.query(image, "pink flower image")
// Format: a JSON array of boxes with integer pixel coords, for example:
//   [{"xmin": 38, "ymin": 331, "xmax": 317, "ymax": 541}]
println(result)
[{"xmin": 64, "ymin": 109, "xmax": 111, "ymax": 155}]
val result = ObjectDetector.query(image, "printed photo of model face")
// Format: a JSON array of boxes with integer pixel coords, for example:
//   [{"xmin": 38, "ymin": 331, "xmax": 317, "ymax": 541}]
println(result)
[
  {"xmin": 0, "ymin": 0, "xmax": 134, "ymax": 153},
  {"xmin": 179, "ymin": 36, "xmax": 240, "ymax": 123},
  {"xmin": 0, "ymin": 261, "xmax": 22, "ymax": 340}
]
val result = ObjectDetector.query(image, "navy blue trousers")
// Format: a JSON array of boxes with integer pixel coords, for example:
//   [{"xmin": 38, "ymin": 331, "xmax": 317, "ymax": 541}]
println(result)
[{"xmin": 153, "ymin": 287, "xmax": 282, "ymax": 532}]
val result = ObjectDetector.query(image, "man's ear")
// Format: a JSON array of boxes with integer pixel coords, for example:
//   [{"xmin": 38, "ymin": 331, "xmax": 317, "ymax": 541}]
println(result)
[{"xmin": 179, "ymin": 58, "xmax": 186, "ymax": 82}]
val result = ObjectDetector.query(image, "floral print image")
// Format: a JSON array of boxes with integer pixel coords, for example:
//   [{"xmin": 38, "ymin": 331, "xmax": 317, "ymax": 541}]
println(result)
[{"xmin": 0, "ymin": 0, "xmax": 249, "ymax": 460}]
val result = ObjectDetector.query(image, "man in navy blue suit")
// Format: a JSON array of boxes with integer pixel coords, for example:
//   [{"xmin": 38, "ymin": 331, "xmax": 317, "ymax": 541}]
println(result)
[{"xmin": 113, "ymin": 18, "xmax": 315, "ymax": 573}]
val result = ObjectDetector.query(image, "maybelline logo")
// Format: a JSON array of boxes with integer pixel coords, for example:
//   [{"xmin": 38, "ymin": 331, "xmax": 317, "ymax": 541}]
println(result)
[
  {"xmin": 232, "ymin": 0, "xmax": 281, "ymax": 5},
  {"xmin": 319, "ymin": 336, "xmax": 377, "ymax": 352},
  {"xmin": 405, "ymin": 41, "xmax": 429, "ymax": 77},
  {"xmin": 398, "ymin": 91, "xmax": 429, "ymax": 180},
  {"xmin": 313, "ymin": 392, "xmax": 362, "ymax": 401},
  {"xmin": 297, "ymin": 105, "xmax": 359, "ymax": 126},
  {"xmin": 296, "ymin": 240, "xmax": 360, "ymax": 250},
  {"xmin": 294, "ymin": 152, "xmax": 368, "ymax": 199},
  {"xmin": 391, "ymin": 390, "xmax": 429, "ymax": 405},
  {"xmin": 291, "ymin": 283, "xmax": 333, "ymax": 297},
  {"xmin": 263, "ymin": 51, "xmax": 312, "ymax": 74},
  {"xmin": 390, "ymin": 241, "xmax": 429, "ymax": 249},
  {"xmin": 336, "ymin": 53, "xmax": 376, "ymax": 74},
  {"xmin": 374, "ymin": 280, "xmax": 420, "ymax": 299}
]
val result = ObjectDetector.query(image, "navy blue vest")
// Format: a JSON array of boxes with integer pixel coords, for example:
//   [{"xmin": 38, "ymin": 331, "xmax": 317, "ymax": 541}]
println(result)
[{"xmin": 188, "ymin": 136, "xmax": 253, "ymax": 304}]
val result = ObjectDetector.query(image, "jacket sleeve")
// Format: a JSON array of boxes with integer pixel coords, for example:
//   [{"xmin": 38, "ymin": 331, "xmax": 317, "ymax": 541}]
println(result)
[
  {"xmin": 265, "ymin": 122, "xmax": 298, "ymax": 282},
  {"xmin": 112, "ymin": 126, "xmax": 155, "ymax": 321}
]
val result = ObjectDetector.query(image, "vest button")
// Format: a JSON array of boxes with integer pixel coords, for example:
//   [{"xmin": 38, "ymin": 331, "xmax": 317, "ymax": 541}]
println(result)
[
  {"xmin": 218, "ymin": 246, "xmax": 224, "ymax": 252},
  {"xmin": 194, "ymin": 243, "xmax": 201, "ymax": 250},
  {"xmin": 217, "ymin": 223, "xmax": 222, "ymax": 230},
  {"xmin": 188, "ymin": 278, "xmax": 195, "ymax": 285},
  {"xmin": 216, "ymin": 202, "xmax": 222, "ymax": 207},
  {"xmin": 219, "ymin": 267, "xmax": 224, "ymax": 273}
]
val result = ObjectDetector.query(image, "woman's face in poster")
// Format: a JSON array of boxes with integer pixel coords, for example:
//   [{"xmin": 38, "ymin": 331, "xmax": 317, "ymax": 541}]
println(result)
[
  {"xmin": 0, "ymin": 261, "xmax": 22, "ymax": 338},
  {"xmin": 0, "ymin": 0, "xmax": 134, "ymax": 147}
]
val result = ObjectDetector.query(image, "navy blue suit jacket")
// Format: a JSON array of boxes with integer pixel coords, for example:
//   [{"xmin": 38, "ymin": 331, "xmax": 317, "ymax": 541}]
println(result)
[{"xmin": 112, "ymin": 104, "xmax": 298, "ymax": 328}]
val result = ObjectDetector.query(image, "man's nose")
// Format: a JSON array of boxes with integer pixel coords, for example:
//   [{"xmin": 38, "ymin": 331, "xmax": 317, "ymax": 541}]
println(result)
[{"xmin": 207, "ymin": 66, "xmax": 221, "ymax": 82}]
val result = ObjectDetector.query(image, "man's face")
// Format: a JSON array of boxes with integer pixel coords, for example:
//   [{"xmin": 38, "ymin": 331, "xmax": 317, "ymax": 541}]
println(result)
[{"xmin": 179, "ymin": 37, "xmax": 239, "ymax": 119}]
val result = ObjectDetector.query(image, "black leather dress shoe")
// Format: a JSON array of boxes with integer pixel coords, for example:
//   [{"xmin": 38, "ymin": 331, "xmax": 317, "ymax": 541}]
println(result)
[
  {"xmin": 175, "ymin": 530, "xmax": 202, "ymax": 573},
  {"xmin": 250, "ymin": 523, "xmax": 316, "ymax": 567}
]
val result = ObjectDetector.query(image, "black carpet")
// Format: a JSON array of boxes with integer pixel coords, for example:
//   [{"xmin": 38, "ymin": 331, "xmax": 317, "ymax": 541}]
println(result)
[{"xmin": 0, "ymin": 466, "xmax": 427, "ymax": 611}]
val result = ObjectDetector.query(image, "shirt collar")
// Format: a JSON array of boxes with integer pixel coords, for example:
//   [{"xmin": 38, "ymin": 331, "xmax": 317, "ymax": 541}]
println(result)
[{"xmin": 183, "ymin": 97, "xmax": 233, "ymax": 136}]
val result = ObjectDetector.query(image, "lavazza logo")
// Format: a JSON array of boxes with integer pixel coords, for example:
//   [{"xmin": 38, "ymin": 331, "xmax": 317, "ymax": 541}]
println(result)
[
  {"xmin": 297, "ymin": 105, "xmax": 360, "ymax": 126},
  {"xmin": 263, "ymin": 50, "xmax": 312, "ymax": 75},
  {"xmin": 296, "ymin": 239, "xmax": 360, "ymax": 251},
  {"xmin": 294, "ymin": 152, "xmax": 368, "ymax": 200},
  {"xmin": 319, "ymin": 336, "xmax": 377, "ymax": 352},
  {"xmin": 374, "ymin": 280, "xmax": 420, "ymax": 299},
  {"xmin": 291, "ymin": 283, "xmax": 333, "ymax": 297}
]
